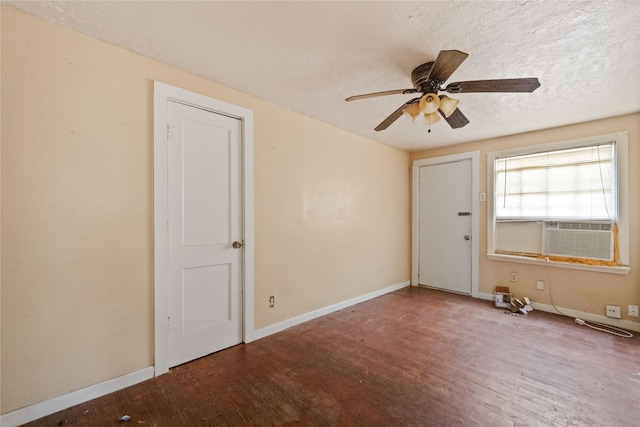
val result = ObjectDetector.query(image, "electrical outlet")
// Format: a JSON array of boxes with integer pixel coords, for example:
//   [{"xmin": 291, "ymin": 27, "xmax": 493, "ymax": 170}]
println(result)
[
  {"xmin": 269, "ymin": 296, "xmax": 275, "ymax": 308},
  {"xmin": 629, "ymin": 305, "xmax": 639, "ymax": 317},
  {"xmin": 510, "ymin": 272, "xmax": 518, "ymax": 283},
  {"xmin": 536, "ymin": 280, "xmax": 544, "ymax": 291},
  {"xmin": 480, "ymin": 192, "xmax": 486, "ymax": 202},
  {"xmin": 606, "ymin": 304, "xmax": 621, "ymax": 319}
]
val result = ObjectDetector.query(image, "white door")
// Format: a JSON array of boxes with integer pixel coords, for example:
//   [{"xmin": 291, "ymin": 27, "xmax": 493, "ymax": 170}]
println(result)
[
  {"xmin": 167, "ymin": 101, "xmax": 243, "ymax": 367},
  {"xmin": 418, "ymin": 159, "xmax": 472, "ymax": 294}
]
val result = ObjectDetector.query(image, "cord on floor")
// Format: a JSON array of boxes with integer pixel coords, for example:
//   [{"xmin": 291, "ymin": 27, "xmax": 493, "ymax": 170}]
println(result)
[{"xmin": 546, "ymin": 257, "xmax": 633, "ymax": 338}]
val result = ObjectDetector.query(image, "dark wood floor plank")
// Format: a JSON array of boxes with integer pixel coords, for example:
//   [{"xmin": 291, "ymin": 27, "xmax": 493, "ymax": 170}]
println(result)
[{"xmin": 20, "ymin": 286, "xmax": 640, "ymax": 426}]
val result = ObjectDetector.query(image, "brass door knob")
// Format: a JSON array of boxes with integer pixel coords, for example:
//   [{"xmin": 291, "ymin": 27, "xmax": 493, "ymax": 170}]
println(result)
[{"xmin": 232, "ymin": 241, "xmax": 243, "ymax": 249}]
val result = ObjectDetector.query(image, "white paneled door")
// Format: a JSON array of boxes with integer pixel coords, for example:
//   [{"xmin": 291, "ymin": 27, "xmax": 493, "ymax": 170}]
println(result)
[
  {"xmin": 417, "ymin": 159, "xmax": 472, "ymax": 294},
  {"xmin": 167, "ymin": 101, "xmax": 243, "ymax": 367}
]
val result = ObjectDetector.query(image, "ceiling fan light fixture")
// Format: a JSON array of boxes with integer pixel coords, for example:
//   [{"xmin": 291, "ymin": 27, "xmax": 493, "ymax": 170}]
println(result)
[
  {"xmin": 439, "ymin": 95, "xmax": 460, "ymax": 118},
  {"xmin": 419, "ymin": 93, "xmax": 440, "ymax": 114},
  {"xmin": 424, "ymin": 111, "xmax": 441, "ymax": 125},
  {"xmin": 402, "ymin": 103, "xmax": 422, "ymax": 122}
]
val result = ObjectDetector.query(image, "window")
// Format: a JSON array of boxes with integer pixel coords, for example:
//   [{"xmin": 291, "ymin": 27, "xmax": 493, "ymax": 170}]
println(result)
[
  {"xmin": 495, "ymin": 143, "xmax": 614, "ymax": 221},
  {"xmin": 487, "ymin": 132, "xmax": 629, "ymax": 274}
]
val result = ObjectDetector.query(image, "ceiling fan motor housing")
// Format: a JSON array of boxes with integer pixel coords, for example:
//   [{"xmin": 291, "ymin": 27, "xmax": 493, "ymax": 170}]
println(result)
[{"xmin": 411, "ymin": 62, "xmax": 440, "ymax": 93}]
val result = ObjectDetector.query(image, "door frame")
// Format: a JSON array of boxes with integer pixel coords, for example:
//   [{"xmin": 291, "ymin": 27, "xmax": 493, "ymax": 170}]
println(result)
[
  {"xmin": 153, "ymin": 81, "xmax": 254, "ymax": 376},
  {"xmin": 411, "ymin": 151, "xmax": 479, "ymax": 297}
]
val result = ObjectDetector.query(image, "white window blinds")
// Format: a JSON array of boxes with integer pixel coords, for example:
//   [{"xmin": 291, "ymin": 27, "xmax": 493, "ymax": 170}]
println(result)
[{"xmin": 495, "ymin": 142, "xmax": 615, "ymax": 220}]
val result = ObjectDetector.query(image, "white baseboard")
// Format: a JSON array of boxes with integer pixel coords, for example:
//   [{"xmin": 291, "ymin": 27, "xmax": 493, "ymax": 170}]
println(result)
[
  {"xmin": 476, "ymin": 292, "xmax": 640, "ymax": 333},
  {"xmin": 477, "ymin": 292, "xmax": 494, "ymax": 301},
  {"xmin": 0, "ymin": 366, "xmax": 154, "ymax": 427},
  {"xmin": 253, "ymin": 281, "xmax": 410, "ymax": 340}
]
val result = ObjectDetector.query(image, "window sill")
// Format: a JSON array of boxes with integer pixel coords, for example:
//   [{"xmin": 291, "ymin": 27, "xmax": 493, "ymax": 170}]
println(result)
[{"xmin": 487, "ymin": 253, "xmax": 630, "ymax": 275}]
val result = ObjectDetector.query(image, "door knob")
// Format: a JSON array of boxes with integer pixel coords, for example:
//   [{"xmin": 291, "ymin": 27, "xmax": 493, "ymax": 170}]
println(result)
[
  {"xmin": 464, "ymin": 235, "xmax": 471, "ymax": 240},
  {"xmin": 232, "ymin": 241, "xmax": 243, "ymax": 249}
]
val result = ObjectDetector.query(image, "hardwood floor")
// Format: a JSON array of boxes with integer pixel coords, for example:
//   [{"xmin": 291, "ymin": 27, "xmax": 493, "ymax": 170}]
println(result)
[{"xmin": 24, "ymin": 286, "xmax": 640, "ymax": 426}]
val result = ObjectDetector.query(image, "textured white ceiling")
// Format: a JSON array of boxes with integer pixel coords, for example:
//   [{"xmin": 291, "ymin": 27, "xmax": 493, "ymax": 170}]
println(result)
[{"xmin": 6, "ymin": 1, "xmax": 640, "ymax": 151}]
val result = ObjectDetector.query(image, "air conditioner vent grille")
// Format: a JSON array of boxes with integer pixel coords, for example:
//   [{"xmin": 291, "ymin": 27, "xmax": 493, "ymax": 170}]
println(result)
[
  {"xmin": 548, "ymin": 222, "xmax": 612, "ymax": 231},
  {"xmin": 543, "ymin": 221, "xmax": 613, "ymax": 261}
]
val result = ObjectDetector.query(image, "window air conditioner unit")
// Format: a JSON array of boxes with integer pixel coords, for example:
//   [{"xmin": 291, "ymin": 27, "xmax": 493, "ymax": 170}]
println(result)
[{"xmin": 542, "ymin": 221, "xmax": 614, "ymax": 261}]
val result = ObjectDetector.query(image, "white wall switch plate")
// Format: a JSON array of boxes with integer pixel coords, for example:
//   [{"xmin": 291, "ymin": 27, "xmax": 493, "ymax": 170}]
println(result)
[{"xmin": 536, "ymin": 280, "xmax": 544, "ymax": 290}]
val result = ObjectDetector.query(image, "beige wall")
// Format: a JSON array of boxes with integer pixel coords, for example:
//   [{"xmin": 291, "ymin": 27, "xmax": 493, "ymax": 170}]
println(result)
[
  {"xmin": 255, "ymin": 110, "xmax": 411, "ymax": 327},
  {"xmin": 0, "ymin": 7, "xmax": 411, "ymax": 413},
  {"xmin": 412, "ymin": 113, "xmax": 640, "ymax": 323}
]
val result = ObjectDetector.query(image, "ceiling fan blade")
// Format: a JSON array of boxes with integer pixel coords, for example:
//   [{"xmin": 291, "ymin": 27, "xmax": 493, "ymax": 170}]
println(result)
[
  {"xmin": 346, "ymin": 88, "xmax": 418, "ymax": 102},
  {"xmin": 444, "ymin": 78, "xmax": 541, "ymax": 93},
  {"xmin": 439, "ymin": 108, "xmax": 470, "ymax": 129},
  {"xmin": 374, "ymin": 98, "xmax": 420, "ymax": 131},
  {"xmin": 427, "ymin": 50, "xmax": 469, "ymax": 84}
]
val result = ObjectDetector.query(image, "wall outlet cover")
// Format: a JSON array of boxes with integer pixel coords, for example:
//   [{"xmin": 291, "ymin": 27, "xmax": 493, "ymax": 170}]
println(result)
[
  {"xmin": 628, "ymin": 305, "xmax": 639, "ymax": 317},
  {"xmin": 606, "ymin": 304, "xmax": 621, "ymax": 319}
]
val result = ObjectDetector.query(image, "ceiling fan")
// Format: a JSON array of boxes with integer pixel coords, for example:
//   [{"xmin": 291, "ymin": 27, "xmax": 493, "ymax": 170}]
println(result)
[{"xmin": 345, "ymin": 50, "xmax": 540, "ymax": 131}]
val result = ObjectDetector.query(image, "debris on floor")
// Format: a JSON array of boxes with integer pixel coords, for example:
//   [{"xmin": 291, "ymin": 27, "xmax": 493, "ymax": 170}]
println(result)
[
  {"xmin": 118, "ymin": 415, "xmax": 131, "ymax": 422},
  {"xmin": 494, "ymin": 286, "xmax": 511, "ymax": 308},
  {"xmin": 510, "ymin": 297, "xmax": 527, "ymax": 314},
  {"xmin": 523, "ymin": 296, "xmax": 534, "ymax": 312},
  {"xmin": 494, "ymin": 286, "xmax": 533, "ymax": 315},
  {"xmin": 509, "ymin": 296, "xmax": 534, "ymax": 314}
]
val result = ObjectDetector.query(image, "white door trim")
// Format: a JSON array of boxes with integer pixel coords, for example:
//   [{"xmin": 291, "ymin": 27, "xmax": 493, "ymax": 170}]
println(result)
[
  {"xmin": 153, "ymin": 81, "xmax": 254, "ymax": 376},
  {"xmin": 411, "ymin": 151, "xmax": 479, "ymax": 298}
]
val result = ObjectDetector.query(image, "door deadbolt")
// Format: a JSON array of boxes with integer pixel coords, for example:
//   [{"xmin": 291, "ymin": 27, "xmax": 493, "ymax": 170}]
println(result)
[
  {"xmin": 464, "ymin": 235, "xmax": 471, "ymax": 241},
  {"xmin": 232, "ymin": 241, "xmax": 243, "ymax": 249}
]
